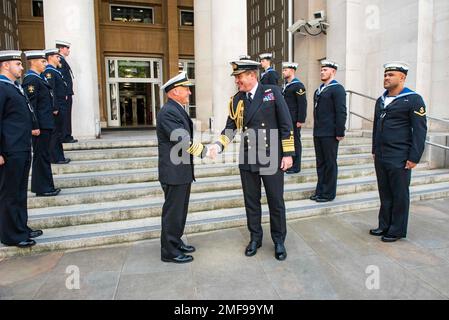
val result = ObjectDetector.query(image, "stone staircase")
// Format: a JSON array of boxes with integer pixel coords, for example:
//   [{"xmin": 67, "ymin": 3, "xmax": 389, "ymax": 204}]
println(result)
[{"xmin": 1, "ymin": 130, "xmax": 449, "ymax": 259}]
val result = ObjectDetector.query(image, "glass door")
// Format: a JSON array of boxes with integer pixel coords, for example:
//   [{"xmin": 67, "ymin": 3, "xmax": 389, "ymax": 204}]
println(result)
[{"xmin": 105, "ymin": 57, "xmax": 163, "ymax": 127}]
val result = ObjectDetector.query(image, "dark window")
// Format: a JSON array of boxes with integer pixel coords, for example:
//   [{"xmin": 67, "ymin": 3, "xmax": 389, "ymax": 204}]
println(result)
[
  {"xmin": 111, "ymin": 5, "xmax": 153, "ymax": 24},
  {"xmin": 180, "ymin": 10, "xmax": 194, "ymax": 26},
  {"xmin": 32, "ymin": 0, "xmax": 44, "ymax": 17}
]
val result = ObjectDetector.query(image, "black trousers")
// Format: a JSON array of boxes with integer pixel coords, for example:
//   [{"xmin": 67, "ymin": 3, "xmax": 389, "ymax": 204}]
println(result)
[
  {"xmin": 160, "ymin": 183, "xmax": 191, "ymax": 259},
  {"xmin": 240, "ymin": 169, "xmax": 287, "ymax": 245},
  {"xmin": 50, "ymin": 112, "xmax": 66, "ymax": 163},
  {"xmin": 63, "ymin": 96, "xmax": 73, "ymax": 141},
  {"xmin": 375, "ymin": 159, "xmax": 412, "ymax": 237},
  {"xmin": 292, "ymin": 125, "xmax": 302, "ymax": 172},
  {"xmin": 314, "ymin": 137, "xmax": 340, "ymax": 200},
  {"xmin": 31, "ymin": 129, "xmax": 56, "ymax": 194},
  {"xmin": 0, "ymin": 152, "xmax": 32, "ymax": 245}
]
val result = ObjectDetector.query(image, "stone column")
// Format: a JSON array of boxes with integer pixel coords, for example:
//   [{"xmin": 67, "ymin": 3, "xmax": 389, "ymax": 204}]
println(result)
[
  {"xmin": 194, "ymin": 0, "xmax": 247, "ymax": 133},
  {"xmin": 43, "ymin": 0, "xmax": 100, "ymax": 139},
  {"xmin": 194, "ymin": 0, "xmax": 213, "ymax": 131},
  {"xmin": 211, "ymin": 0, "xmax": 247, "ymax": 133}
]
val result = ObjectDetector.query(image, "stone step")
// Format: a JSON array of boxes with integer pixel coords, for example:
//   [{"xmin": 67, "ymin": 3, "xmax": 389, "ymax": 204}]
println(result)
[
  {"xmin": 26, "ymin": 162, "xmax": 430, "ymax": 209},
  {"xmin": 61, "ymin": 131, "xmax": 368, "ymax": 151},
  {"xmin": 26, "ymin": 169, "xmax": 449, "ymax": 229},
  {"xmin": 45, "ymin": 152, "xmax": 375, "ymax": 175},
  {"xmin": 3, "ymin": 181, "xmax": 449, "ymax": 259},
  {"xmin": 29, "ymin": 153, "xmax": 377, "ymax": 189},
  {"xmin": 64, "ymin": 144, "xmax": 373, "ymax": 161}
]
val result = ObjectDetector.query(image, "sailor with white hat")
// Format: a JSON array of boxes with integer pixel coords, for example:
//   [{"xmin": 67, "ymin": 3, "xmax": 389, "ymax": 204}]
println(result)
[
  {"xmin": 0, "ymin": 50, "xmax": 40, "ymax": 248},
  {"xmin": 259, "ymin": 52, "xmax": 280, "ymax": 85},
  {"xmin": 282, "ymin": 62, "xmax": 307, "ymax": 174},
  {"xmin": 23, "ymin": 50, "xmax": 61, "ymax": 199},
  {"xmin": 55, "ymin": 40, "xmax": 76, "ymax": 143},
  {"xmin": 370, "ymin": 61, "xmax": 427, "ymax": 243}
]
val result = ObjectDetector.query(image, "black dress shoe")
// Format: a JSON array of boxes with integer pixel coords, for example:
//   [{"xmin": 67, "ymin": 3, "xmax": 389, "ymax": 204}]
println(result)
[
  {"xmin": 245, "ymin": 241, "xmax": 261, "ymax": 257},
  {"xmin": 316, "ymin": 197, "xmax": 333, "ymax": 203},
  {"xmin": 309, "ymin": 194, "xmax": 319, "ymax": 201},
  {"xmin": 29, "ymin": 230, "xmax": 43, "ymax": 239},
  {"xmin": 286, "ymin": 170, "xmax": 300, "ymax": 175},
  {"xmin": 16, "ymin": 239, "xmax": 36, "ymax": 248},
  {"xmin": 369, "ymin": 228, "xmax": 387, "ymax": 237},
  {"xmin": 64, "ymin": 139, "xmax": 78, "ymax": 144},
  {"xmin": 54, "ymin": 158, "xmax": 71, "ymax": 165},
  {"xmin": 161, "ymin": 254, "xmax": 194, "ymax": 264},
  {"xmin": 179, "ymin": 244, "xmax": 196, "ymax": 253},
  {"xmin": 36, "ymin": 188, "xmax": 61, "ymax": 197},
  {"xmin": 275, "ymin": 243, "xmax": 287, "ymax": 261},
  {"xmin": 381, "ymin": 235, "xmax": 402, "ymax": 243}
]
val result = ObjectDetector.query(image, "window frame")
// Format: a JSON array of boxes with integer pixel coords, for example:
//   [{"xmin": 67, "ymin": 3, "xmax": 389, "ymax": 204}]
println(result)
[
  {"xmin": 179, "ymin": 9, "xmax": 194, "ymax": 27},
  {"xmin": 109, "ymin": 4, "xmax": 155, "ymax": 25}
]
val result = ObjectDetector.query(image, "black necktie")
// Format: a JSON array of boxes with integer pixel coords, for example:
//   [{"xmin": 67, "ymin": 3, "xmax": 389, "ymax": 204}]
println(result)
[{"xmin": 247, "ymin": 93, "xmax": 253, "ymax": 103}]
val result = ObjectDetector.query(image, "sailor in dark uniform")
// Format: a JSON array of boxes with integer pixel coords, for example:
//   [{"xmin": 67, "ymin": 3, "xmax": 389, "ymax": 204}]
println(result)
[
  {"xmin": 23, "ymin": 50, "xmax": 61, "ymax": 197},
  {"xmin": 282, "ymin": 62, "xmax": 307, "ymax": 174},
  {"xmin": 157, "ymin": 71, "xmax": 211, "ymax": 264},
  {"xmin": 0, "ymin": 51, "xmax": 43, "ymax": 248},
  {"xmin": 211, "ymin": 59, "xmax": 295, "ymax": 261},
  {"xmin": 311, "ymin": 60, "xmax": 347, "ymax": 203},
  {"xmin": 259, "ymin": 53, "xmax": 280, "ymax": 86},
  {"xmin": 370, "ymin": 62, "xmax": 427, "ymax": 243},
  {"xmin": 56, "ymin": 40, "xmax": 77, "ymax": 143},
  {"xmin": 44, "ymin": 48, "xmax": 71, "ymax": 165}
]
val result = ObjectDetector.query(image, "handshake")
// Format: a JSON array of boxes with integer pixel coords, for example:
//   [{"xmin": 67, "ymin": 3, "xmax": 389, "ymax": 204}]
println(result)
[{"xmin": 205, "ymin": 144, "xmax": 221, "ymax": 160}]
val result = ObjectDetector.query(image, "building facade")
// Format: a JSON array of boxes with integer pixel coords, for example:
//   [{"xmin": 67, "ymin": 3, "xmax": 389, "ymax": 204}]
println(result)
[
  {"xmin": 1, "ymin": 0, "xmax": 19, "ymax": 50},
  {"xmin": 15, "ymin": 0, "xmax": 449, "ymax": 138}
]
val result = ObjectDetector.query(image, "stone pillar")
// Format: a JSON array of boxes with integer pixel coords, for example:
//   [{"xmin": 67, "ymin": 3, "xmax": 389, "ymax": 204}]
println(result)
[
  {"xmin": 194, "ymin": 0, "xmax": 247, "ymax": 133},
  {"xmin": 194, "ymin": 0, "xmax": 213, "ymax": 131},
  {"xmin": 43, "ymin": 0, "xmax": 100, "ymax": 139},
  {"xmin": 166, "ymin": 0, "xmax": 180, "ymax": 79}
]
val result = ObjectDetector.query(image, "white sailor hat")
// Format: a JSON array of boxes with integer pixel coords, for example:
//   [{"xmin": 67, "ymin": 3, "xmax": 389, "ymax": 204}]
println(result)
[
  {"xmin": 239, "ymin": 55, "xmax": 251, "ymax": 61},
  {"xmin": 24, "ymin": 50, "xmax": 47, "ymax": 60},
  {"xmin": 384, "ymin": 61, "xmax": 409, "ymax": 75},
  {"xmin": 161, "ymin": 71, "xmax": 194, "ymax": 93},
  {"xmin": 0, "ymin": 50, "xmax": 22, "ymax": 62},
  {"xmin": 230, "ymin": 60, "xmax": 261, "ymax": 76},
  {"xmin": 282, "ymin": 62, "xmax": 299, "ymax": 70},
  {"xmin": 55, "ymin": 40, "xmax": 71, "ymax": 48},
  {"xmin": 321, "ymin": 60, "xmax": 339, "ymax": 70},
  {"xmin": 259, "ymin": 53, "xmax": 273, "ymax": 60},
  {"xmin": 45, "ymin": 48, "xmax": 60, "ymax": 57}
]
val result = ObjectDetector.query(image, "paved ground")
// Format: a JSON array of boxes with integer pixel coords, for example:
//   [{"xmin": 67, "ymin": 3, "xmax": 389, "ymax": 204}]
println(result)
[{"xmin": 1, "ymin": 198, "xmax": 449, "ymax": 300}]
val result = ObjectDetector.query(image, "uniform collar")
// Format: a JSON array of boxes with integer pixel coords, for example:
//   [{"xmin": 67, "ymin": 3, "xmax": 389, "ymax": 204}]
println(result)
[
  {"xmin": 247, "ymin": 82, "xmax": 259, "ymax": 99},
  {"xmin": 25, "ymin": 69, "xmax": 48, "ymax": 82},
  {"xmin": 46, "ymin": 65, "xmax": 62, "ymax": 75},
  {"xmin": 317, "ymin": 79, "xmax": 339, "ymax": 95},
  {"xmin": 381, "ymin": 87, "xmax": 416, "ymax": 102}
]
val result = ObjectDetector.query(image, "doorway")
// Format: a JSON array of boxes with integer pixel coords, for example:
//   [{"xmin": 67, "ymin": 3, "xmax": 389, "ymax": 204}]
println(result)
[{"xmin": 106, "ymin": 57, "xmax": 163, "ymax": 127}]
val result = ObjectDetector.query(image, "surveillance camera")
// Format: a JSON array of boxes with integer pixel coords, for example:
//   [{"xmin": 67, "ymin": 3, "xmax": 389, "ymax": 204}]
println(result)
[
  {"xmin": 287, "ymin": 19, "xmax": 306, "ymax": 33},
  {"xmin": 313, "ymin": 10, "xmax": 326, "ymax": 21}
]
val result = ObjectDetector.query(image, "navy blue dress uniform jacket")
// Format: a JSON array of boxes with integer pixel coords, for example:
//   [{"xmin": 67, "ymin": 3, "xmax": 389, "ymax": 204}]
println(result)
[
  {"xmin": 0, "ymin": 76, "xmax": 38, "ymax": 155},
  {"xmin": 260, "ymin": 68, "xmax": 280, "ymax": 86},
  {"xmin": 22, "ymin": 71, "xmax": 56, "ymax": 130},
  {"xmin": 59, "ymin": 56, "xmax": 74, "ymax": 96},
  {"xmin": 372, "ymin": 88, "xmax": 428, "ymax": 165},
  {"xmin": 216, "ymin": 84, "xmax": 295, "ymax": 172},
  {"xmin": 283, "ymin": 79, "xmax": 307, "ymax": 123},
  {"xmin": 157, "ymin": 99, "xmax": 207, "ymax": 185},
  {"xmin": 44, "ymin": 66, "xmax": 68, "ymax": 112},
  {"xmin": 313, "ymin": 80, "xmax": 347, "ymax": 137}
]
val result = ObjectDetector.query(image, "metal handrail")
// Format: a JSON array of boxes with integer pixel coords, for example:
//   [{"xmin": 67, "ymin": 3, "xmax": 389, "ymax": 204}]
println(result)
[
  {"xmin": 346, "ymin": 90, "xmax": 449, "ymax": 152},
  {"xmin": 346, "ymin": 90, "xmax": 377, "ymax": 102},
  {"xmin": 346, "ymin": 90, "xmax": 376, "ymax": 129},
  {"xmin": 426, "ymin": 140, "xmax": 449, "ymax": 151},
  {"xmin": 427, "ymin": 115, "xmax": 449, "ymax": 124}
]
